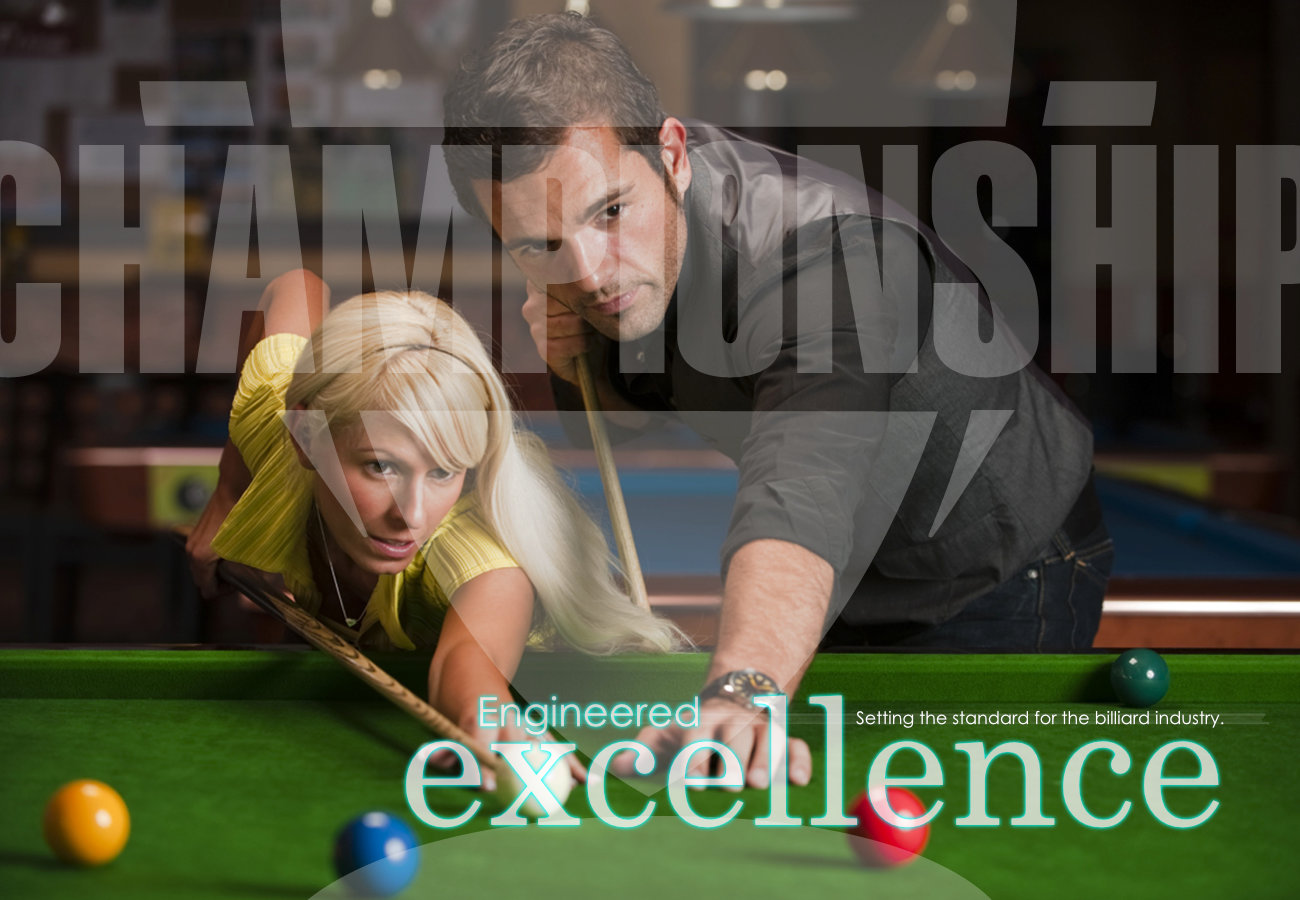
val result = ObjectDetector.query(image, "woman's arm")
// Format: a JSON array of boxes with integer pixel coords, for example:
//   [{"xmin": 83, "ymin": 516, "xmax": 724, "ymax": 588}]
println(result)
[
  {"xmin": 427, "ymin": 567, "xmax": 584, "ymax": 786},
  {"xmin": 427, "ymin": 567, "xmax": 534, "ymax": 730},
  {"xmin": 252, "ymin": 268, "xmax": 329, "ymax": 347},
  {"xmin": 186, "ymin": 269, "xmax": 330, "ymax": 596},
  {"xmin": 186, "ymin": 438, "xmax": 254, "ymax": 597}
]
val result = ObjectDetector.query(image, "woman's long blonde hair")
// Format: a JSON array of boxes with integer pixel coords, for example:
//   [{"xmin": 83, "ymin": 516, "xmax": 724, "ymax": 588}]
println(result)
[{"xmin": 284, "ymin": 290, "xmax": 682, "ymax": 654}]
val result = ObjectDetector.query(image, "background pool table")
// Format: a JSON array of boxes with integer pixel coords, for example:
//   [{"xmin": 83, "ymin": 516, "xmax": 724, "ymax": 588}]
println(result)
[
  {"xmin": 559, "ymin": 462, "xmax": 1300, "ymax": 648},
  {"xmin": 1, "ymin": 648, "xmax": 1297, "ymax": 899},
  {"xmin": 24, "ymin": 443, "xmax": 1300, "ymax": 648}
]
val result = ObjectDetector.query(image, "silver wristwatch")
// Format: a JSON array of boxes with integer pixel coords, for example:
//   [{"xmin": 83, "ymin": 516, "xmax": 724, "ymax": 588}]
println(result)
[{"xmin": 698, "ymin": 668, "xmax": 782, "ymax": 709}]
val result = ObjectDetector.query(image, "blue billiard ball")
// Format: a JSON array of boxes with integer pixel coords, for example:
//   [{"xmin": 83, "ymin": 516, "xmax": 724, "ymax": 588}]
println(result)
[
  {"xmin": 332, "ymin": 812, "xmax": 419, "ymax": 897},
  {"xmin": 1110, "ymin": 648, "xmax": 1170, "ymax": 708}
]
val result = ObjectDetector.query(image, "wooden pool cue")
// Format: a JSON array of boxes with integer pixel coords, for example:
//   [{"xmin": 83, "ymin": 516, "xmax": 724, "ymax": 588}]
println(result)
[
  {"xmin": 574, "ymin": 352, "xmax": 650, "ymax": 611},
  {"xmin": 185, "ymin": 541, "xmax": 506, "ymax": 779}
]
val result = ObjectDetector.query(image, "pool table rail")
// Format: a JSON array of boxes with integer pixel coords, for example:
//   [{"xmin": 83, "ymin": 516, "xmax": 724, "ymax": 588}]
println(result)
[{"xmin": 647, "ymin": 575, "xmax": 1300, "ymax": 650}]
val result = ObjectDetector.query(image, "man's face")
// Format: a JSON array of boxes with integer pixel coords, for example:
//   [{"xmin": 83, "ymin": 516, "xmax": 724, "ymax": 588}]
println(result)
[{"xmin": 473, "ymin": 121, "xmax": 692, "ymax": 343}]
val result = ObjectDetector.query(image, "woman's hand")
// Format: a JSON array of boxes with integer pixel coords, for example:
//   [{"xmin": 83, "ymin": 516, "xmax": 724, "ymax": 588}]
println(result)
[
  {"xmin": 185, "ymin": 502, "xmax": 226, "ymax": 600},
  {"xmin": 186, "ymin": 441, "xmax": 251, "ymax": 599},
  {"xmin": 425, "ymin": 720, "xmax": 587, "ymax": 793}
]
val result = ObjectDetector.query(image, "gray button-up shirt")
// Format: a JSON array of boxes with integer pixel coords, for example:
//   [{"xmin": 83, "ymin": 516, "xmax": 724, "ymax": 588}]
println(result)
[{"xmin": 558, "ymin": 122, "xmax": 1094, "ymax": 626}]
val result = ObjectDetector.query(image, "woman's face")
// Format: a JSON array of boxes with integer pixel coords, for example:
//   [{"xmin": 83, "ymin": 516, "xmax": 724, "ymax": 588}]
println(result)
[{"xmin": 311, "ymin": 412, "xmax": 468, "ymax": 576}]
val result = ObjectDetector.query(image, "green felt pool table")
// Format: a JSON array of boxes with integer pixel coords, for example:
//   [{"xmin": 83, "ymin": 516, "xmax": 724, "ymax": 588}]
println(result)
[{"xmin": 2, "ymin": 648, "xmax": 1297, "ymax": 899}]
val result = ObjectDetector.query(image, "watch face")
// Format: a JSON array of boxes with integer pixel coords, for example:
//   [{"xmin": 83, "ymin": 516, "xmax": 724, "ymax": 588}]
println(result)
[
  {"xmin": 702, "ymin": 670, "xmax": 781, "ymax": 707},
  {"xmin": 729, "ymin": 670, "xmax": 778, "ymax": 698}
]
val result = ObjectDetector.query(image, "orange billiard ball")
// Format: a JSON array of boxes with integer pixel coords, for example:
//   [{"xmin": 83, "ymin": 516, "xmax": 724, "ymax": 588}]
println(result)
[
  {"xmin": 43, "ymin": 780, "xmax": 130, "ymax": 866},
  {"xmin": 847, "ymin": 787, "xmax": 931, "ymax": 867}
]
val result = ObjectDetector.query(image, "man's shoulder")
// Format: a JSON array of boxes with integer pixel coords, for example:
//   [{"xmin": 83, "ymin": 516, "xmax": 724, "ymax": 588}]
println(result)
[
  {"xmin": 680, "ymin": 120, "xmax": 926, "ymax": 272},
  {"xmin": 684, "ymin": 121, "xmax": 913, "ymax": 215}
]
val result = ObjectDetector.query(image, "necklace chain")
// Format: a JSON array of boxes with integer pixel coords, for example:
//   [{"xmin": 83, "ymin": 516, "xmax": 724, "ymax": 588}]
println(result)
[{"xmin": 315, "ymin": 505, "xmax": 359, "ymax": 628}]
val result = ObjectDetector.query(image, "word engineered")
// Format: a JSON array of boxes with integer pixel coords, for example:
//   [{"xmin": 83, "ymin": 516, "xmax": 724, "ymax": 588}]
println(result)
[{"xmin": 477, "ymin": 694, "xmax": 700, "ymax": 736}]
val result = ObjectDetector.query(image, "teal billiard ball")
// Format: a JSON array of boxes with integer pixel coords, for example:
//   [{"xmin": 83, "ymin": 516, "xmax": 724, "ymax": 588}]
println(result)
[
  {"xmin": 1111, "ymin": 648, "xmax": 1170, "ymax": 707},
  {"xmin": 332, "ymin": 812, "xmax": 418, "ymax": 897}
]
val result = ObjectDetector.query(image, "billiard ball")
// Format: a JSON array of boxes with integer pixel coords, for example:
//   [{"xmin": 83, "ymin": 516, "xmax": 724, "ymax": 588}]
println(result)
[
  {"xmin": 332, "ymin": 812, "xmax": 419, "ymax": 897},
  {"xmin": 846, "ymin": 786, "xmax": 931, "ymax": 868},
  {"xmin": 1111, "ymin": 648, "xmax": 1170, "ymax": 708},
  {"xmin": 42, "ymin": 779, "xmax": 130, "ymax": 866},
  {"xmin": 494, "ymin": 742, "xmax": 574, "ymax": 818}
]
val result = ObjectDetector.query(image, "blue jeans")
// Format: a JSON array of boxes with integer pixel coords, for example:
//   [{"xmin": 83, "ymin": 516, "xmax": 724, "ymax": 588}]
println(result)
[{"xmin": 824, "ymin": 523, "xmax": 1114, "ymax": 651}]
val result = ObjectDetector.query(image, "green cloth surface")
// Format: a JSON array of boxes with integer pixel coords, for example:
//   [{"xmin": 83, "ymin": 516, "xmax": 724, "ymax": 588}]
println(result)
[{"xmin": 2, "ymin": 648, "xmax": 1297, "ymax": 898}]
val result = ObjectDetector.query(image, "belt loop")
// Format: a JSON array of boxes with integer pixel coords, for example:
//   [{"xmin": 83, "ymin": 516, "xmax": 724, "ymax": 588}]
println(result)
[{"xmin": 1051, "ymin": 529, "xmax": 1073, "ymax": 559}]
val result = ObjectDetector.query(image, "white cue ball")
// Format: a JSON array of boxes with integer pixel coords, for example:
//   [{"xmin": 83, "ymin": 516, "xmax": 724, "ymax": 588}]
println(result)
[{"xmin": 495, "ymin": 741, "xmax": 574, "ymax": 817}]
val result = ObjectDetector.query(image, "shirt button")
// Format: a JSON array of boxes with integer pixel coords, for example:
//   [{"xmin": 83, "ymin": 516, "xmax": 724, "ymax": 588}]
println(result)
[{"xmin": 1026, "ymin": 569, "xmax": 1040, "ymax": 581}]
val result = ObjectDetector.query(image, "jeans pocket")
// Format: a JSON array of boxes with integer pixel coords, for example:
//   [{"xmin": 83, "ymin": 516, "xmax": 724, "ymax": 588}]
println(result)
[{"xmin": 1073, "ymin": 539, "xmax": 1115, "ymax": 589}]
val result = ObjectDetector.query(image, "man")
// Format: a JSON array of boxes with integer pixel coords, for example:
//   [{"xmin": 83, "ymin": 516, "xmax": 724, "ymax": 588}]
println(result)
[{"xmin": 442, "ymin": 13, "xmax": 1110, "ymax": 787}]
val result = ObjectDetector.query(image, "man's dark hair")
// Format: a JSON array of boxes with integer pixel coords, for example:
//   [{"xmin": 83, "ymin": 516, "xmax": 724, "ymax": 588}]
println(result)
[{"xmin": 442, "ymin": 12, "xmax": 666, "ymax": 220}]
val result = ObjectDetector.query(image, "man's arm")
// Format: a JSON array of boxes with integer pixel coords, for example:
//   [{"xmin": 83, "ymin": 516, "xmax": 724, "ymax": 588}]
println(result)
[
  {"xmin": 709, "ymin": 539, "xmax": 833, "ymax": 693},
  {"xmin": 625, "ymin": 220, "xmax": 905, "ymax": 787},
  {"xmin": 624, "ymin": 538, "xmax": 824, "ymax": 789},
  {"xmin": 707, "ymin": 539, "xmax": 829, "ymax": 785}
]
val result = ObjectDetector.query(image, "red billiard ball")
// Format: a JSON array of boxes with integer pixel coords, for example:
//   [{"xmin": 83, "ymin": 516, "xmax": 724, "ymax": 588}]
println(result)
[{"xmin": 846, "ymin": 787, "xmax": 930, "ymax": 868}]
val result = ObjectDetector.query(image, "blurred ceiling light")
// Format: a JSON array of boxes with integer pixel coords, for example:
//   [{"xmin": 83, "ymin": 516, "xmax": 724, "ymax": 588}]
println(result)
[
  {"xmin": 564, "ymin": 0, "xmax": 591, "ymax": 14},
  {"xmin": 894, "ymin": 0, "xmax": 1013, "ymax": 97},
  {"xmin": 362, "ymin": 69, "xmax": 405, "ymax": 90},
  {"xmin": 327, "ymin": 3, "xmax": 437, "ymax": 83},
  {"xmin": 371, "ymin": 0, "xmax": 394, "ymax": 18},
  {"xmin": 665, "ymin": 0, "xmax": 857, "ymax": 23},
  {"xmin": 40, "ymin": 0, "xmax": 70, "ymax": 27},
  {"xmin": 710, "ymin": 25, "xmax": 833, "ymax": 91},
  {"xmin": 934, "ymin": 69, "xmax": 981, "ymax": 91},
  {"xmin": 742, "ymin": 69, "xmax": 789, "ymax": 91}
]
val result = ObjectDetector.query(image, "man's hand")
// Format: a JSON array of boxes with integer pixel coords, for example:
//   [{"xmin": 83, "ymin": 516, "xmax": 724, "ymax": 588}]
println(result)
[
  {"xmin": 622, "ymin": 698, "xmax": 812, "ymax": 790},
  {"xmin": 614, "ymin": 540, "xmax": 832, "ymax": 791},
  {"xmin": 522, "ymin": 280, "xmax": 593, "ymax": 386}
]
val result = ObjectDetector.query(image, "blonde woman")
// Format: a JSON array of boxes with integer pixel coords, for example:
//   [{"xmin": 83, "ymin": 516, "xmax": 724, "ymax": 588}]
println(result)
[{"xmin": 186, "ymin": 270, "xmax": 681, "ymax": 771}]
